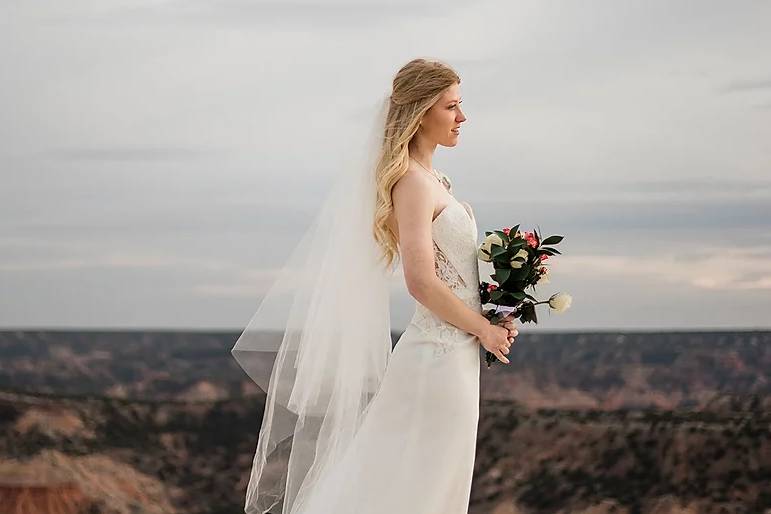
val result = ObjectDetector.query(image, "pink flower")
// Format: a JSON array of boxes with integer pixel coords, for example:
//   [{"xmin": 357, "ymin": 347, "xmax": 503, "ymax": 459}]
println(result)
[
  {"xmin": 502, "ymin": 227, "xmax": 511, "ymax": 235},
  {"xmin": 488, "ymin": 284, "xmax": 498, "ymax": 292},
  {"xmin": 540, "ymin": 254, "xmax": 549, "ymax": 261}
]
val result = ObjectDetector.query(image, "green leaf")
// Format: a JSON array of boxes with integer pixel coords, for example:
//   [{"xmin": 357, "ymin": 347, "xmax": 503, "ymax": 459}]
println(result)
[
  {"xmin": 510, "ymin": 265, "xmax": 530, "ymax": 279},
  {"xmin": 494, "ymin": 268, "xmax": 511, "ymax": 283},
  {"xmin": 509, "ymin": 291, "xmax": 526, "ymax": 300},
  {"xmin": 541, "ymin": 235, "xmax": 563, "ymax": 245},
  {"xmin": 520, "ymin": 303, "xmax": 538, "ymax": 324}
]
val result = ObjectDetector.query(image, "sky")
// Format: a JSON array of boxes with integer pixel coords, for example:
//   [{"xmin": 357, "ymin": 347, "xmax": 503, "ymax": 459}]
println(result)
[{"xmin": 1, "ymin": 0, "xmax": 770, "ymax": 332}]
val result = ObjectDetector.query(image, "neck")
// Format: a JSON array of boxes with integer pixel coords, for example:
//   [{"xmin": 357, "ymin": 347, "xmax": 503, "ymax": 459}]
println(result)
[{"xmin": 408, "ymin": 137, "xmax": 437, "ymax": 171}]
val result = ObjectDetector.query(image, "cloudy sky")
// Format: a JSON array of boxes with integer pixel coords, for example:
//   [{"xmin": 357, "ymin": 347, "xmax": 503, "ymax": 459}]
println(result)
[{"xmin": 2, "ymin": 0, "xmax": 769, "ymax": 332}]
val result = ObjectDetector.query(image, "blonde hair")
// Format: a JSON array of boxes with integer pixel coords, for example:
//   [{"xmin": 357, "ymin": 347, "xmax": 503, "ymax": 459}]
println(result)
[{"xmin": 372, "ymin": 58, "xmax": 461, "ymax": 271}]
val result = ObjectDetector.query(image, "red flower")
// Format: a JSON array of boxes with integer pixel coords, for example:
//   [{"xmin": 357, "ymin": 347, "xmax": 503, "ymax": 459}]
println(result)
[
  {"xmin": 502, "ymin": 227, "xmax": 511, "ymax": 235},
  {"xmin": 487, "ymin": 284, "xmax": 498, "ymax": 292},
  {"xmin": 540, "ymin": 254, "xmax": 549, "ymax": 261}
]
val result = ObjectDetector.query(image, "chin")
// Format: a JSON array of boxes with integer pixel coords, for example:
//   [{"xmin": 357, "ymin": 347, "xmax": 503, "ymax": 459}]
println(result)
[{"xmin": 438, "ymin": 135, "xmax": 459, "ymax": 147}]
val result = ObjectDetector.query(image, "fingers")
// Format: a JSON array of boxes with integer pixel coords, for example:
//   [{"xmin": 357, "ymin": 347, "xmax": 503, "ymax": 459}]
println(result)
[
  {"xmin": 498, "ymin": 336, "xmax": 514, "ymax": 357},
  {"xmin": 491, "ymin": 322, "xmax": 517, "ymax": 364},
  {"xmin": 502, "ymin": 333, "xmax": 517, "ymax": 354},
  {"xmin": 504, "ymin": 324, "xmax": 519, "ymax": 338},
  {"xmin": 502, "ymin": 320, "xmax": 518, "ymax": 332},
  {"xmin": 493, "ymin": 347, "xmax": 510, "ymax": 364}
]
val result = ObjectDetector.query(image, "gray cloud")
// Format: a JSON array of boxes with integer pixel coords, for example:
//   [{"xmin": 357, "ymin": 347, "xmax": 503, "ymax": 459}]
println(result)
[
  {"xmin": 34, "ymin": 0, "xmax": 468, "ymax": 28},
  {"xmin": 1, "ymin": 0, "xmax": 770, "ymax": 330},
  {"xmin": 40, "ymin": 146, "xmax": 226, "ymax": 163},
  {"xmin": 718, "ymin": 78, "xmax": 771, "ymax": 94}
]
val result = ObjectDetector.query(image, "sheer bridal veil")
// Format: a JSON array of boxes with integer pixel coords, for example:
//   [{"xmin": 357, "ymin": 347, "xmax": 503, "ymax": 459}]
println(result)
[{"xmin": 231, "ymin": 93, "xmax": 395, "ymax": 514}]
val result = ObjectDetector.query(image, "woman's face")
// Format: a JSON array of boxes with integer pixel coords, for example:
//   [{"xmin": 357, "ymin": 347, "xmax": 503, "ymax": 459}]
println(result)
[{"xmin": 420, "ymin": 83, "xmax": 466, "ymax": 147}]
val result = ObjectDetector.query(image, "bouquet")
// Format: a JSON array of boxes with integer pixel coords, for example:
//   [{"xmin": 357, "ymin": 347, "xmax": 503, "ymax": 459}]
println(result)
[{"xmin": 477, "ymin": 224, "xmax": 572, "ymax": 367}]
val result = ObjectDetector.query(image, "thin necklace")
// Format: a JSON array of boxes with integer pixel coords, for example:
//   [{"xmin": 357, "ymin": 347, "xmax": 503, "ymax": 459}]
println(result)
[{"xmin": 410, "ymin": 157, "xmax": 441, "ymax": 183}]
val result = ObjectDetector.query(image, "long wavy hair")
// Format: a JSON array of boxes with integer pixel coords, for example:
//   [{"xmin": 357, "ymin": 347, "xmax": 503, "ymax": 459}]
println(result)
[{"xmin": 372, "ymin": 58, "xmax": 461, "ymax": 271}]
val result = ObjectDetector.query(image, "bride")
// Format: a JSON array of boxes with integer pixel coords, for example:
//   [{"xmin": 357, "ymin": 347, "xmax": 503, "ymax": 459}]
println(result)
[{"xmin": 231, "ymin": 58, "xmax": 519, "ymax": 514}]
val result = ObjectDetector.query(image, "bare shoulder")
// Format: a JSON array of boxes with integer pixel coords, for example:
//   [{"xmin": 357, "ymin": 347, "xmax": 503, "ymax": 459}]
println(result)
[
  {"xmin": 391, "ymin": 167, "xmax": 436, "ymax": 230},
  {"xmin": 392, "ymin": 167, "xmax": 434, "ymax": 203}
]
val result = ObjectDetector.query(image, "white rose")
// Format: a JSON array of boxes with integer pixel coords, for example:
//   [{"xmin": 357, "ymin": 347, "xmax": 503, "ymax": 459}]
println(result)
[
  {"xmin": 478, "ymin": 233, "xmax": 504, "ymax": 262},
  {"xmin": 509, "ymin": 248, "xmax": 528, "ymax": 268},
  {"xmin": 548, "ymin": 292, "xmax": 572, "ymax": 313},
  {"xmin": 477, "ymin": 247, "xmax": 492, "ymax": 262},
  {"xmin": 484, "ymin": 232, "xmax": 503, "ymax": 247}
]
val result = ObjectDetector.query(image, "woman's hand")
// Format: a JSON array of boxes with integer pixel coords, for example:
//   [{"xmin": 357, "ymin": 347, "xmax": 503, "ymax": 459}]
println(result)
[
  {"xmin": 478, "ymin": 315, "xmax": 518, "ymax": 364},
  {"xmin": 500, "ymin": 314, "xmax": 519, "ymax": 341}
]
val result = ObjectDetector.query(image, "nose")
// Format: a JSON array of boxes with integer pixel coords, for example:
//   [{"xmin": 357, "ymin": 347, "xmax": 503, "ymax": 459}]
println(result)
[{"xmin": 456, "ymin": 107, "xmax": 467, "ymax": 123}]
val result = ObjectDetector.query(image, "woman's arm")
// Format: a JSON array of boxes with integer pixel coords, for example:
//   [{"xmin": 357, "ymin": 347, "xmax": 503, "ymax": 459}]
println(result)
[{"xmin": 392, "ymin": 170, "xmax": 490, "ymax": 338}]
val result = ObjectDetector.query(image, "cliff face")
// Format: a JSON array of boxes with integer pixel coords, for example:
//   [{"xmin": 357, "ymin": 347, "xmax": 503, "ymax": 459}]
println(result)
[
  {"xmin": 478, "ymin": 331, "xmax": 771, "ymax": 410},
  {"xmin": 471, "ymin": 396, "xmax": 771, "ymax": 514},
  {"xmin": 0, "ymin": 449, "xmax": 177, "ymax": 514},
  {"xmin": 1, "ymin": 391, "xmax": 260, "ymax": 514},
  {"xmin": 1, "ymin": 483, "xmax": 94, "ymax": 514},
  {"xmin": 0, "ymin": 330, "xmax": 769, "ymax": 410},
  {"xmin": 0, "ymin": 329, "xmax": 768, "ymax": 514},
  {"xmin": 1, "ymin": 390, "xmax": 769, "ymax": 514}
]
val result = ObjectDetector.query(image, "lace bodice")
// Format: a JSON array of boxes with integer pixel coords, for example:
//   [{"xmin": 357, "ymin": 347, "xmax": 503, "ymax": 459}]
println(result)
[{"xmin": 405, "ymin": 172, "xmax": 483, "ymax": 357}]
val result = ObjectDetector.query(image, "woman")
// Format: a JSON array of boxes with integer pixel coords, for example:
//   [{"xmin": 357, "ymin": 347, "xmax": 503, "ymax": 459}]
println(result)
[{"xmin": 232, "ymin": 58, "xmax": 518, "ymax": 514}]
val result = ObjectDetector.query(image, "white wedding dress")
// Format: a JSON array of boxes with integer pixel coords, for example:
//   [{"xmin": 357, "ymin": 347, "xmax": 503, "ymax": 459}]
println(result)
[{"xmin": 295, "ymin": 172, "xmax": 483, "ymax": 514}]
